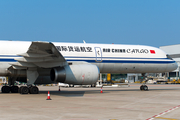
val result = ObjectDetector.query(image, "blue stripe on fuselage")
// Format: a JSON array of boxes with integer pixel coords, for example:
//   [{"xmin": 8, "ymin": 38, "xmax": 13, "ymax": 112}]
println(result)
[
  {"xmin": 0, "ymin": 55, "xmax": 170, "ymax": 59},
  {"xmin": 0, "ymin": 55, "xmax": 175, "ymax": 64},
  {"xmin": 0, "ymin": 58, "xmax": 17, "ymax": 62},
  {"xmin": 64, "ymin": 56, "xmax": 169, "ymax": 60},
  {"xmin": 66, "ymin": 59, "xmax": 175, "ymax": 64}
]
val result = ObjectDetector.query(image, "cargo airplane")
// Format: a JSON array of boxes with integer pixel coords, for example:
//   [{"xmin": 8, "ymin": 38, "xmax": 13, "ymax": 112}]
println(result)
[{"xmin": 0, "ymin": 40, "xmax": 177, "ymax": 94}]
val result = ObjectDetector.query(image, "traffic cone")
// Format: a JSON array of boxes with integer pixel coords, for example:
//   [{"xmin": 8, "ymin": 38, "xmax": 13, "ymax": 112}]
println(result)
[
  {"xmin": 58, "ymin": 86, "xmax": 60, "ymax": 91},
  {"xmin": 100, "ymin": 87, "xmax": 103, "ymax": 93},
  {"xmin": 46, "ymin": 91, "xmax": 52, "ymax": 100}
]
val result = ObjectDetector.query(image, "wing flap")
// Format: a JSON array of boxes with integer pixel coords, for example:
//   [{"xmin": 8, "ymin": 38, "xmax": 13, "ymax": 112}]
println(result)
[
  {"xmin": 14, "ymin": 57, "xmax": 54, "ymax": 62},
  {"xmin": 17, "ymin": 53, "xmax": 53, "ymax": 58},
  {"xmin": 11, "ymin": 42, "xmax": 67, "ymax": 69},
  {"xmin": 10, "ymin": 61, "xmax": 36, "ymax": 67}
]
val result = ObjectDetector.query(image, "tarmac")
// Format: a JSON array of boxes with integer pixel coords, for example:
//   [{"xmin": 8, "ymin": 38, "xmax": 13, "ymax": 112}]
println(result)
[{"xmin": 0, "ymin": 83, "xmax": 180, "ymax": 120}]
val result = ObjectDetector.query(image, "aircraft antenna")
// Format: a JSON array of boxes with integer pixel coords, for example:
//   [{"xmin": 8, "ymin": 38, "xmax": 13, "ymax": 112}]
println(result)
[{"xmin": 83, "ymin": 40, "xmax": 86, "ymax": 44}]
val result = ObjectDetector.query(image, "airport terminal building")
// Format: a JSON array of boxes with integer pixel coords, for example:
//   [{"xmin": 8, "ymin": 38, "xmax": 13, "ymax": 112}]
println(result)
[
  {"xmin": 160, "ymin": 44, "xmax": 180, "ymax": 79},
  {"xmin": 126, "ymin": 44, "xmax": 180, "ymax": 82}
]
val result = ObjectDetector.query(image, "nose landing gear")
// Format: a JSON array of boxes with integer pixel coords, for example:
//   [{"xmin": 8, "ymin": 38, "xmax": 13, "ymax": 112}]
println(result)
[
  {"xmin": 139, "ymin": 73, "xmax": 149, "ymax": 91},
  {"xmin": 140, "ymin": 85, "xmax": 148, "ymax": 91}
]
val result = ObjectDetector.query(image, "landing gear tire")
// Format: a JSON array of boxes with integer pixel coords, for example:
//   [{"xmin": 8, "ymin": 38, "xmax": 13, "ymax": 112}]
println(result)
[
  {"xmin": 21, "ymin": 86, "xmax": 29, "ymax": 94},
  {"xmin": 1, "ymin": 86, "xmax": 4, "ymax": 93},
  {"xmin": 1, "ymin": 86, "xmax": 11, "ymax": 93},
  {"xmin": 91, "ymin": 84, "xmax": 96, "ymax": 87},
  {"xmin": 140, "ymin": 85, "xmax": 148, "ymax": 91},
  {"xmin": 29, "ymin": 86, "xmax": 39, "ymax": 94},
  {"xmin": 144, "ymin": 85, "xmax": 148, "ymax": 91},
  {"xmin": 69, "ymin": 84, "xmax": 74, "ymax": 87},
  {"xmin": 19, "ymin": 86, "xmax": 23, "ymax": 93},
  {"xmin": 11, "ymin": 86, "xmax": 19, "ymax": 93},
  {"xmin": 19, "ymin": 86, "xmax": 39, "ymax": 94}
]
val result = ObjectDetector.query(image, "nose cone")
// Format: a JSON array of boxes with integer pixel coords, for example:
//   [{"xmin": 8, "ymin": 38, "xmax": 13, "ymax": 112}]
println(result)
[
  {"xmin": 167, "ymin": 61, "xmax": 178, "ymax": 72},
  {"xmin": 174, "ymin": 62, "xmax": 178, "ymax": 70}
]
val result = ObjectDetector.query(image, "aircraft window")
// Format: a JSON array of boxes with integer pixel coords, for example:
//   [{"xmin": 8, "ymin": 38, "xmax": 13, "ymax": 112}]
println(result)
[{"xmin": 166, "ymin": 54, "xmax": 173, "ymax": 60}]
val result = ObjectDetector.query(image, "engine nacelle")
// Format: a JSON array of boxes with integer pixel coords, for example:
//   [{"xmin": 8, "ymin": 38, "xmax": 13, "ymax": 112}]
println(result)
[{"xmin": 50, "ymin": 64, "xmax": 99, "ymax": 85}]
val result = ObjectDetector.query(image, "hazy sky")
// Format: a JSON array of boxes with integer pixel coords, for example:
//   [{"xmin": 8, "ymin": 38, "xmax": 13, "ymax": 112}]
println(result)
[{"xmin": 0, "ymin": 0, "xmax": 179, "ymax": 47}]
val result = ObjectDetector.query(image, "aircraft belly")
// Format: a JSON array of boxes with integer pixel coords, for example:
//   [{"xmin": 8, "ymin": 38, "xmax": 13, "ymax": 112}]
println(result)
[
  {"xmin": 142, "ymin": 63, "xmax": 167, "ymax": 73},
  {"xmin": 94, "ymin": 63, "xmax": 168, "ymax": 73}
]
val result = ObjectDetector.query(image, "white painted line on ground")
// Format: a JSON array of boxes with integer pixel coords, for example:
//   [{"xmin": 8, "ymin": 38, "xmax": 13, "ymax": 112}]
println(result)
[{"xmin": 146, "ymin": 105, "xmax": 180, "ymax": 120}]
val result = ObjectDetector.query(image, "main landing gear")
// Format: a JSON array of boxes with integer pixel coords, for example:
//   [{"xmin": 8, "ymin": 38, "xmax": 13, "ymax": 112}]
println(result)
[
  {"xmin": 1, "ymin": 86, "xmax": 19, "ymax": 93},
  {"xmin": 1, "ymin": 86, "xmax": 39, "ymax": 94},
  {"xmin": 140, "ymin": 84, "xmax": 148, "ymax": 91},
  {"xmin": 19, "ymin": 86, "xmax": 39, "ymax": 94}
]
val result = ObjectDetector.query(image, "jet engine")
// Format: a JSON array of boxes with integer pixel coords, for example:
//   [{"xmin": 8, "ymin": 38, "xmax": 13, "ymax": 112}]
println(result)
[{"xmin": 50, "ymin": 64, "xmax": 99, "ymax": 85}]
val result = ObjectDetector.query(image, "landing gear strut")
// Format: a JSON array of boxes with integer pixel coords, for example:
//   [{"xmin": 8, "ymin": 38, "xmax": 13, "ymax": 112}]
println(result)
[
  {"xmin": 1, "ymin": 77, "xmax": 20, "ymax": 93},
  {"xmin": 1, "ymin": 74, "xmax": 39, "ymax": 94}
]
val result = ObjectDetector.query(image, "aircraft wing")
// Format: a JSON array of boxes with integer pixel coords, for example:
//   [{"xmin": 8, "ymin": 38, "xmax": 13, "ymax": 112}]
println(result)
[{"xmin": 11, "ymin": 42, "xmax": 67, "ymax": 69}]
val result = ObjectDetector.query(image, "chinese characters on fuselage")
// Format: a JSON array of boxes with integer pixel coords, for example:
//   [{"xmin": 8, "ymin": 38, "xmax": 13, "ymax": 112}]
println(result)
[
  {"xmin": 56, "ymin": 46, "xmax": 93, "ymax": 52},
  {"xmin": 56, "ymin": 46, "xmax": 149, "ymax": 54}
]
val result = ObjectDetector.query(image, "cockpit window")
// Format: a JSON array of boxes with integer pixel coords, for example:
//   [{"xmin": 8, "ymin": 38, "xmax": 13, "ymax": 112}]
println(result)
[{"xmin": 166, "ymin": 54, "xmax": 173, "ymax": 60}]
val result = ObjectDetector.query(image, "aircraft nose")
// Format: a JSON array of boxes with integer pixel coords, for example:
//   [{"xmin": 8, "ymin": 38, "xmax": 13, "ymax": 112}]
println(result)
[
  {"xmin": 174, "ymin": 62, "xmax": 178, "ymax": 69},
  {"xmin": 169, "ymin": 62, "xmax": 178, "ymax": 71}
]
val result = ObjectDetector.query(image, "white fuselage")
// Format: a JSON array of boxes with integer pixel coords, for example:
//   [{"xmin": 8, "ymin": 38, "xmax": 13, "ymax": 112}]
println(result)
[{"xmin": 0, "ymin": 41, "xmax": 177, "ymax": 76}]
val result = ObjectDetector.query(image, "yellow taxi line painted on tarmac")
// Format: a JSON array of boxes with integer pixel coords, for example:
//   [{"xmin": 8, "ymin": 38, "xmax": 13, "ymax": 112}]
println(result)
[{"xmin": 155, "ymin": 117, "xmax": 179, "ymax": 120}]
